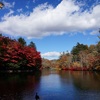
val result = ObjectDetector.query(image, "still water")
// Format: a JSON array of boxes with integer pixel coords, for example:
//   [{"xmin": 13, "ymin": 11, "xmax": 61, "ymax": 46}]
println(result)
[{"xmin": 0, "ymin": 69, "xmax": 100, "ymax": 100}]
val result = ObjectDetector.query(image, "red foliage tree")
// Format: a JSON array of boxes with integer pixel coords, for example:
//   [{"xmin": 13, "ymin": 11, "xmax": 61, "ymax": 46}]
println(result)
[{"xmin": 0, "ymin": 36, "xmax": 42, "ymax": 71}]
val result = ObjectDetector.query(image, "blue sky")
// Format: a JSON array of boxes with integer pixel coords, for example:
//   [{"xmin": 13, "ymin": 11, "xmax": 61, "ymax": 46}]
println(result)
[{"xmin": 0, "ymin": 0, "xmax": 100, "ymax": 60}]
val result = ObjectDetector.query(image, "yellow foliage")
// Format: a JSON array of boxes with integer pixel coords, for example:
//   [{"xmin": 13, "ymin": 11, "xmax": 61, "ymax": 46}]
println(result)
[
  {"xmin": 72, "ymin": 62, "xmax": 81, "ymax": 67},
  {"xmin": 95, "ymin": 66, "xmax": 100, "ymax": 70}
]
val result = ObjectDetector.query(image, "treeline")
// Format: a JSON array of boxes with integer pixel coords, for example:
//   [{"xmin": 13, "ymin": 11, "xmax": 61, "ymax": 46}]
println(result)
[
  {"xmin": 0, "ymin": 34, "xmax": 42, "ymax": 72},
  {"xmin": 42, "ymin": 36, "xmax": 100, "ymax": 71},
  {"xmin": 58, "ymin": 41, "xmax": 100, "ymax": 71}
]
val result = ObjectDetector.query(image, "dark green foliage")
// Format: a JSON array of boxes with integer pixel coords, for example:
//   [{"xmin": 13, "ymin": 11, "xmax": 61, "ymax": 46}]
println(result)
[
  {"xmin": 71, "ymin": 42, "xmax": 88, "ymax": 55},
  {"xmin": 28, "ymin": 41, "xmax": 37, "ymax": 50},
  {"xmin": 18, "ymin": 37, "xmax": 26, "ymax": 46},
  {"xmin": 0, "ymin": 33, "xmax": 2, "ymax": 36}
]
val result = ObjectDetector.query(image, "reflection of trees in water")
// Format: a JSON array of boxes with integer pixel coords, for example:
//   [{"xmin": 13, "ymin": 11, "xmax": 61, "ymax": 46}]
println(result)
[
  {"xmin": 41, "ymin": 69, "xmax": 51, "ymax": 76},
  {"xmin": 59, "ymin": 70, "xmax": 75, "ymax": 84},
  {"xmin": 41, "ymin": 69, "xmax": 60, "ymax": 76},
  {"xmin": 70, "ymin": 71, "xmax": 100, "ymax": 90},
  {"xmin": 0, "ymin": 72, "xmax": 41, "ymax": 100},
  {"xmin": 59, "ymin": 71, "xmax": 100, "ymax": 91}
]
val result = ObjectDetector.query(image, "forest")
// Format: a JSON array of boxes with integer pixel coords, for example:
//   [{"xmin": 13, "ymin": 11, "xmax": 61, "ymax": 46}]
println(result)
[
  {"xmin": 0, "ymin": 33, "xmax": 100, "ymax": 72},
  {"xmin": 0, "ymin": 34, "xmax": 42, "ymax": 72},
  {"xmin": 42, "ymin": 35, "xmax": 100, "ymax": 71}
]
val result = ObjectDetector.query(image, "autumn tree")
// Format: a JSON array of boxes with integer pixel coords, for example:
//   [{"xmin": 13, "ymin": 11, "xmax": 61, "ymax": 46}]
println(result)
[{"xmin": 0, "ymin": 36, "xmax": 42, "ymax": 71}]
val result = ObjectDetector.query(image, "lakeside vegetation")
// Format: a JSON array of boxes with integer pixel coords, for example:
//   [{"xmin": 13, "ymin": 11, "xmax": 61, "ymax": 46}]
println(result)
[
  {"xmin": 42, "ymin": 33, "xmax": 100, "ymax": 71},
  {"xmin": 0, "ymin": 32, "xmax": 100, "ymax": 72},
  {"xmin": 0, "ymin": 34, "xmax": 42, "ymax": 72}
]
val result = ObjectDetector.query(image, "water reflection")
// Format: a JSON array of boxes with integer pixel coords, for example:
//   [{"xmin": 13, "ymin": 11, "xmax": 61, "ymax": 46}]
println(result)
[
  {"xmin": 0, "ymin": 72, "xmax": 41, "ymax": 100},
  {"xmin": 0, "ymin": 70, "xmax": 100, "ymax": 100},
  {"xmin": 70, "ymin": 71, "xmax": 100, "ymax": 91},
  {"xmin": 59, "ymin": 71, "xmax": 100, "ymax": 100}
]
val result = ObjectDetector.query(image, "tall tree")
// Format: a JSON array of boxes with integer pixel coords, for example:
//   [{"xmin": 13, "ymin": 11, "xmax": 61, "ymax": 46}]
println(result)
[
  {"xmin": 28, "ymin": 41, "xmax": 37, "ymax": 50},
  {"xmin": 18, "ymin": 37, "xmax": 26, "ymax": 46},
  {"xmin": 71, "ymin": 42, "xmax": 88, "ymax": 55},
  {"xmin": 0, "ymin": 33, "xmax": 2, "ymax": 36}
]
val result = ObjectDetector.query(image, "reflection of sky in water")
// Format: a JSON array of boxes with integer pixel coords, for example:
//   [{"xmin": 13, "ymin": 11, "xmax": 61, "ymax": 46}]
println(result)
[
  {"xmin": 36, "ymin": 70, "xmax": 100, "ymax": 100},
  {"xmin": 0, "ymin": 71, "xmax": 100, "ymax": 100},
  {"xmin": 38, "ymin": 72, "xmax": 76, "ymax": 100},
  {"xmin": 40, "ymin": 74, "xmax": 62, "ymax": 91}
]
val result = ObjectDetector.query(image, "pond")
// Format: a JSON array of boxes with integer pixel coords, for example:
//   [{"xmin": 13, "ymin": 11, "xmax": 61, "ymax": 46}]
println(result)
[{"xmin": 0, "ymin": 69, "xmax": 100, "ymax": 100}]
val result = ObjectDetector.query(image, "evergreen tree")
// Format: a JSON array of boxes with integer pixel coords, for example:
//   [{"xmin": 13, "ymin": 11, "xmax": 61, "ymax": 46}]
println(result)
[
  {"xmin": 28, "ymin": 41, "xmax": 37, "ymax": 50},
  {"xmin": 18, "ymin": 37, "xmax": 26, "ymax": 46},
  {"xmin": 71, "ymin": 42, "xmax": 88, "ymax": 55}
]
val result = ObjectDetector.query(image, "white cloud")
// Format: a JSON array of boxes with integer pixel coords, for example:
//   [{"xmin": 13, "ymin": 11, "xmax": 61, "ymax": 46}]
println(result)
[
  {"xmin": 33, "ymin": 0, "xmax": 36, "ymax": 3},
  {"xmin": 0, "ymin": 0, "xmax": 100, "ymax": 38},
  {"xmin": 2, "ymin": 9, "xmax": 14, "ymax": 18},
  {"xmin": 90, "ymin": 30, "xmax": 99, "ymax": 35},
  {"xmin": 26, "ymin": 5, "xmax": 29, "ymax": 9},
  {"xmin": 41, "ymin": 51, "xmax": 61, "ymax": 57},
  {"xmin": 17, "ymin": 8, "xmax": 23, "ymax": 13},
  {"xmin": 41, "ymin": 51, "xmax": 61, "ymax": 60},
  {"xmin": 3, "ymin": 1, "xmax": 15, "ymax": 9}
]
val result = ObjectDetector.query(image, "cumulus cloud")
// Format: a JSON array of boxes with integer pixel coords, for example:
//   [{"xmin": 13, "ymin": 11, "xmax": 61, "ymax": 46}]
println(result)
[
  {"xmin": 0, "ymin": 0, "xmax": 100, "ymax": 38},
  {"xmin": 41, "ymin": 52, "xmax": 61, "ymax": 60}
]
